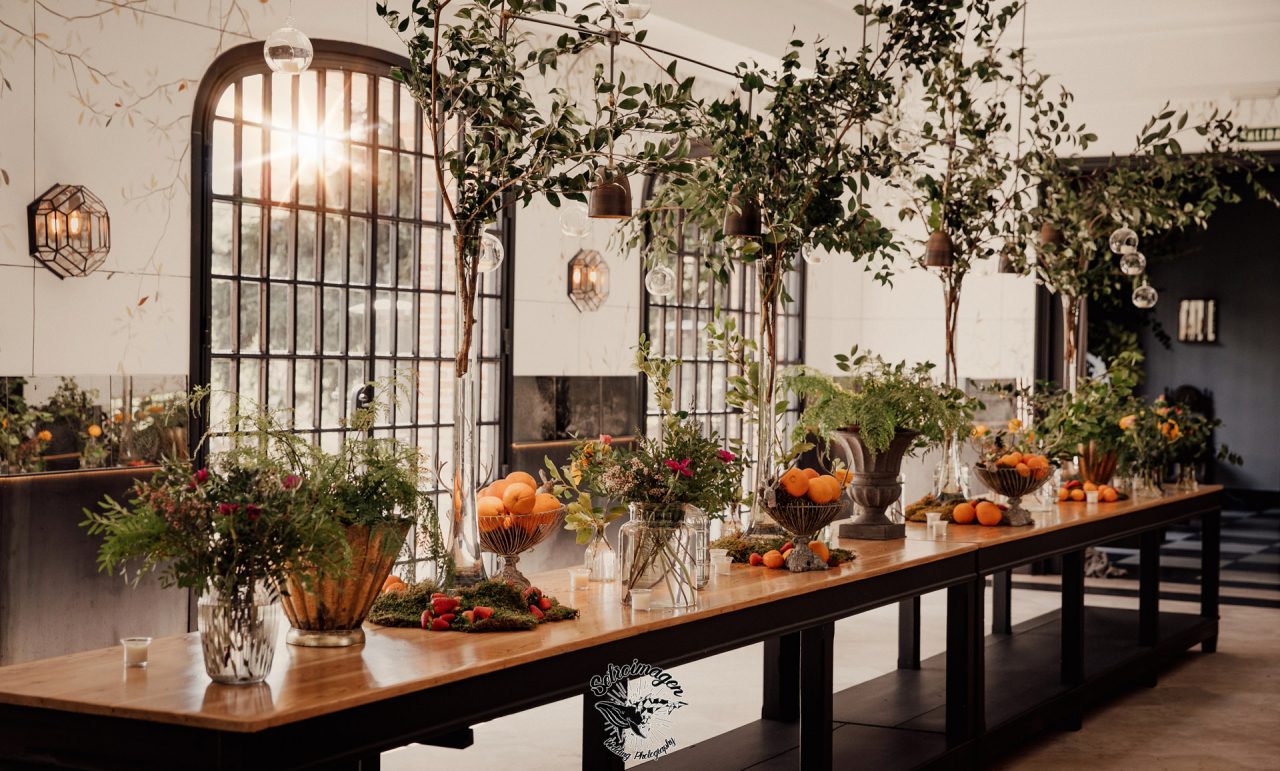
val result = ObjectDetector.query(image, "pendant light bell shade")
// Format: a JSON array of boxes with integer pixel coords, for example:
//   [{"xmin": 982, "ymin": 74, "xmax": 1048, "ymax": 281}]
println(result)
[
  {"xmin": 998, "ymin": 252, "xmax": 1017, "ymax": 274},
  {"xmin": 923, "ymin": 229, "xmax": 955, "ymax": 268},
  {"xmin": 588, "ymin": 167, "xmax": 632, "ymax": 219},
  {"xmin": 1039, "ymin": 223, "xmax": 1064, "ymax": 246},
  {"xmin": 723, "ymin": 196, "xmax": 762, "ymax": 239}
]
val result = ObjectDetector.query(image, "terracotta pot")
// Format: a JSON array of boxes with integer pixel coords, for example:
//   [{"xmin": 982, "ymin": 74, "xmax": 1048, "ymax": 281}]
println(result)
[
  {"xmin": 281, "ymin": 521, "xmax": 409, "ymax": 647},
  {"xmin": 1078, "ymin": 441, "xmax": 1118, "ymax": 486},
  {"xmin": 835, "ymin": 427, "xmax": 920, "ymax": 540}
]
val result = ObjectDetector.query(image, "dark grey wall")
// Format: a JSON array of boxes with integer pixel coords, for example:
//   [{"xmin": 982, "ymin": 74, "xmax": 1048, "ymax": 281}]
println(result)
[{"xmin": 1137, "ymin": 169, "xmax": 1280, "ymax": 492}]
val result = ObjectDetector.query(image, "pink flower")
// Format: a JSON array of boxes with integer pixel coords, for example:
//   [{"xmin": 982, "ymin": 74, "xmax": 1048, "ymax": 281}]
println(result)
[
  {"xmin": 283, "ymin": 474, "xmax": 302, "ymax": 490},
  {"xmin": 717, "ymin": 449, "xmax": 736, "ymax": 463},
  {"xmin": 190, "ymin": 468, "xmax": 209, "ymax": 488},
  {"xmin": 599, "ymin": 434, "xmax": 613, "ymax": 446},
  {"xmin": 664, "ymin": 458, "xmax": 693, "ymax": 478},
  {"xmin": 244, "ymin": 504, "xmax": 261, "ymax": 521},
  {"xmin": 217, "ymin": 502, "xmax": 239, "ymax": 516}
]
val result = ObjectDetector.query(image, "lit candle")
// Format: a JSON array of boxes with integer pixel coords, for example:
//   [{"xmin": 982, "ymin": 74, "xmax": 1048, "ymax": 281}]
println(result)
[
  {"xmin": 569, "ymin": 567, "xmax": 591, "ymax": 591},
  {"xmin": 630, "ymin": 588, "xmax": 652, "ymax": 611},
  {"xmin": 121, "ymin": 637, "xmax": 151, "ymax": 668}
]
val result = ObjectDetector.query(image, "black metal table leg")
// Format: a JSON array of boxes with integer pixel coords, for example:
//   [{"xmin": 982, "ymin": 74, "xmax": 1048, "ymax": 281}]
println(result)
[
  {"xmin": 1061, "ymin": 549, "xmax": 1085, "ymax": 687},
  {"xmin": 945, "ymin": 577, "xmax": 983, "ymax": 747},
  {"xmin": 1201, "ymin": 508, "xmax": 1221, "ymax": 653},
  {"xmin": 1139, "ymin": 530, "xmax": 1161, "ymax": 647},
  {"xmin": 897, "ymin": 596, "xmax": 921, "ymax": 670},
  {"xmin": 582, "ymin": 682, "xmax": 626, "ymax": 770},
  {"xmin": 762, "ymin": 632, "xmax": 801, "ymax": 721},
  {"xmin": 992, "ymin": 570, "xmax": 1013, "ymax": 635},
  {"xmin": 799, "ymin": 622, "xmax": 834, "ymax": 771}
]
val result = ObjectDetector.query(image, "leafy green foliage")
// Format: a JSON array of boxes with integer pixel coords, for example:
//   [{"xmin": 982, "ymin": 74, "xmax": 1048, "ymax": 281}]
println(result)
[
  {"xmin": 785, "ymin": 347, "xmax": 977, "ymax": 456},
  {"xmin": 1009, "ymin": 351, "xmax": 1144, "ymax": 461}
]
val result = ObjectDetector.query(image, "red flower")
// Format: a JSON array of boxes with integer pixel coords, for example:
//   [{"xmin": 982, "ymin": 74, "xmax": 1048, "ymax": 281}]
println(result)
[
  {"xmin": 599, "ymin": 434, "xmax": 613, "ymax": 446},
  {"xmin": 283, "ymin": 474, "xmax": 302, "ymax": 490},
  {"xmin": 664, "ymin": 458, "xmax": 693, "ymax": 478},
  {"xmin": 217, "ymin": 503, "xmax": 239, "ymax": 516},
  {"xmin": 244, "ymin": 504, "xmax": 262, "ymax": 521},
  {"xmin": 717, "ymin": 449, "xmax": 736, "ymax": 463},
  {"xmin": 189, "ymin": 468, "xmax": 210, "ymax": 489}
]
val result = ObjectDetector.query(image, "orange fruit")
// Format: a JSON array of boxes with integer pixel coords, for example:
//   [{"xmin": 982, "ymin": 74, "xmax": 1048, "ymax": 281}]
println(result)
[
  {"xmin": 975, "ymin": 501, "xmax": 1003, "ymax": 526},
  {"xmin": 381, "ymin": 575, "xmax": 406, "ymax": 593},
  {"xmin": 762, "ymin": 550, "xmax": 785, "ymax": 569},
  {"xmin": 486, "ymin": 478, "xmax": 510, "ymax": 500},
  {"xmin": 1101, "ymin": 487, "xmax": 1118, "ymax": 503},
  {"xmin": 833, "ymin": 469, "xmax": 854, "ymax": 487},
  {"xmin": 502, "ymin": 482, "xmax": 536, "ymax": 515},
  {"xmin": 522, "ymin": 493, "xmax": 562, "ymax": 531},
  {"xmin": 1015, "ymin": 462, "xmax": 1031, "ymax": 478},
  {"xmin": 1025, "ymin": 455, "xmax": 1048, "ymax": 470},
  {"xmin": 505, "ymin": 471, "xmax": 538, "ymax": 490},
  {"xmin": 801, "ymin": 468, "xmax": 819, "ymax": 480},
  {"xmin": 1007, "ymin": 451, "xmax": 1024, "ymax": 465},
  {"xmin": 780, "ymin": 468, "xmax": 810, "ymax": 498},
  {"xmin": 1033, "ymin": 466, "xmax": 1049, "ymax": 480},
  {"xmin": 952, "ymin": 502, "xmax": 976, "ymax": 524},
  {"xmin": 807, "ymin": 475, "xmax": 841, "ymax": 504},
  {"xmin": 1070, "ymin": 489, "xmax": 1086, "ymax": 502},
  {"xmin": 808, "ymin": 541, "xmax": 831, "ymax": 562},
  {"xmin": 1057, "ymin": 487, "xmax": 1069, "ymax": 502},
  {"xmin": 477, "ymin": 495, "xmax": 506, "ymax": 532},
  {"xmin": 1083, "ymin": 481, "xmax": 1098, "ymax": 492}
]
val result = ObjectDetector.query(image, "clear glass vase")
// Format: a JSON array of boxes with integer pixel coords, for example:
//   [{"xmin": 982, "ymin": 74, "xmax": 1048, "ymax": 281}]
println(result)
[
  {"xmin": 1131, "ymin": 469, "xmax": 1164, "ymax": 499},
  {"xmin": 446, "ymin": 275, "xmax": 485, "ymax": 587},
  {"xmin": 619, "ymin": 504, "xmax": 697, "ymax": 609},
  {"xmin": 685, "ymin": 505, "xmax": 710, "ymax": 589},
  {"xmin": 746, "ymin": 270, "xmax": 784, "ymax": 536},
  {"xmin": 932, "ymin": 433, "xmax": 970, "ymax": 499},
  {"xmin": 198, "ymin": 582, "xmax": 282, "ymax": 685},
  {"xmin": 584, "ymin": 524, "xmax": 616, "ymax": 582},
  {"xmin": 1175, "ymin": 464, "xmax": 1199, "ymax": 493},
  {"xmin": 1060, "ymin": 294, "xmax": 1084, "ymax": 393}
]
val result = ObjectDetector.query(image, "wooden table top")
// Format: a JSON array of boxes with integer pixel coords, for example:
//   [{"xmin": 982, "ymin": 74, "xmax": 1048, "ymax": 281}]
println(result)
[
  {"xmin": 903, "ymin": 485, "xmax": 1223, "ymax": 547},
  {"xmin": 0, "ymin": 537, "xmax": 973, "ymax": 733}
]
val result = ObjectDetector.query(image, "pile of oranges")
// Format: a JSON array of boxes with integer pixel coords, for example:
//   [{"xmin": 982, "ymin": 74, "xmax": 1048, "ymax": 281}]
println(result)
[
  {"xmin": 476, "ymin": 471, "xmax": 562, "ymax": 533},
  {"xmin": 991, "ymin": 451, "xmax": 1051, "ymax": 480},
  {"xmin": 1057, "ymin": 480, "xmax": 1119, "ymax": 503},
  {"xmin": 951, "ymin": 499, "xmax": 1007, "ymax": 527},
  {"xmin": 777, "ymin": 467, "xmax": 851, "ymax": 504}
]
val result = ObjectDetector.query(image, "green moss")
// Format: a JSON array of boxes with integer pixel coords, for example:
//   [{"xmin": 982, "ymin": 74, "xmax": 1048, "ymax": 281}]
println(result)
[
  {"xmin": 368, "ymin": 578, "xmax": 578, "ymax": 633},
  {"xmin": 367, "ymin": 579, "xmax": 439, "ymax": 627},
  {"xmin": 458, "ymin": 580, "xmax": 525, "ymax": 610},
  {"xmin": 710, "ymin": 535, "xmax": 789, "ymax": 563},
  {"xmin": 469, "ymin": 608, "xmax": 537, "ymax": 632}
]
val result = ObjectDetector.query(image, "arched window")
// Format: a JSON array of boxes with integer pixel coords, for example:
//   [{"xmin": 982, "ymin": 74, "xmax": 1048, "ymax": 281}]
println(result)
[
  {"xmin": 191, "ymin": 42, "xmax": 509, "ymax": 570},
  {"xmin": 639, "ymin": 179, "xmax": 805, "ymax": 448}
]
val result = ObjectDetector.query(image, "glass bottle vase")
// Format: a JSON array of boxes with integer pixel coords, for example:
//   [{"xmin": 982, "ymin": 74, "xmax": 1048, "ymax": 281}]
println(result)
[
  {"xmin": 619, "ymin": 504, "xmax": 697, "ymax": 609},
  {"xmin": 685, "ymin": 505, "xmax": 710, "ymax": 589},
  {"xmin": 583, "ymin": 524, "xmax": 616, "ymax": 582},
  {"xmin": 197, "ymin": 581, "xmax": 282, "ymax": 685},
  {"xmin": 745, "ymin": 273, "xmax": 784, "ymax": 536},
  {"xmin": 1175, "ymin": 464, "xmax": 1199, "ymax": 493},
  {"xmin": 445, "ymin": 253, "xmax": 485, "ymax": 587},
  {"xmin": 932, "ymin": 433, "xmax": 970, "ymax": 500}
]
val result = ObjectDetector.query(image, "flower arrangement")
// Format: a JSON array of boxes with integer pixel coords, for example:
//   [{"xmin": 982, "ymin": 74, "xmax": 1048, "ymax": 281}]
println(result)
[
  {"xmin": 0, "ymin": 378, "xmax": 52, "ymax": 473},
  {"xmin": 1117, "ymin": 396, "xmax": 1241, "ymax": 486},
  {"xmin": 1017, "ymin": 351, "xmax": 1144, "ymax": 462}
]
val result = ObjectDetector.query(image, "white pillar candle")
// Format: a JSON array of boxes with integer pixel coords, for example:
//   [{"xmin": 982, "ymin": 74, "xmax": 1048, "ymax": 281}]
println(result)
[
  {"xmin": 121, "ymin": 637, "xmax": 151, "ymax": 668},
  {"xmin": 933, "ymin": 521, "xmax": 949, "ymax": 538},
  {"xmin": 569, "ymin": 567, "xmax": 591, "ymax": 591},
  {"xmin": 925, "ymin": 510, "xmax": 942, "ymax": 536},
  {"xmin": 714, "ymin": 556, "xmax": 732, "ymax": 575},
  {"xmin": 630, "ymin": 588, "xmax": 653, "ymax": 611},
  {"xmin": 1085, "ymin": 490, "xmax": 1100, "ymax": 504}
]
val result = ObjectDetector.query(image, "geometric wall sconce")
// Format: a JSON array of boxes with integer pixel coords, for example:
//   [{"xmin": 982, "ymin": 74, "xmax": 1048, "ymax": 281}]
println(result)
[
  {"xmin": 567, "ymin": 248, "xmax": 609, "ymax": 312},
  {"xmin": 27, "ymin": 184, "xmax": 111, "ymax": 279},
  {"xmin": 1177, "ymin": 298, "xmax": 1217, "ymax": 343}
]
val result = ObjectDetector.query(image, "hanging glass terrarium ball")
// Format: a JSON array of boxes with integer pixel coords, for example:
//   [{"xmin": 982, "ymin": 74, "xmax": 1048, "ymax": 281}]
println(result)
[
  {"xmin": 476, "ymin": 232, "xmax": 505, "ymax": 273},
  {"xmin": 644, "ymin": 264, "xmax": 677, "ymax": 297},
  {"xmin": 559, "ymin": 203, "xmax": 590, "ymax": 239},
  {"xmin": 1119, "ymin": 250, "xmax": 1147, "ymax": 276},
  {"xmin": 801, "ymin": 243, "xmax": 828, "ymax": 265},
  {"xmin": 1109, "ymin": 226, "xmax": 1138, "ymax": 255},
  {"xmin": 1132, "ymin": 280, "xmax": 1158, "ymax": 309},
  {"xmin": 264, "ymin": 18, "xmax": 313, "ymax": 75},
  {"xmin": 606, "ymin": 0, "xmax": 652, "ymax": 21}
]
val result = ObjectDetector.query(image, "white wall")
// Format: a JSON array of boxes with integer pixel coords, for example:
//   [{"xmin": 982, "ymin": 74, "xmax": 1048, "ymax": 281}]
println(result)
[{"xmin": 1, "ymin": 1, "xmax": 1277, "ymax": 386}]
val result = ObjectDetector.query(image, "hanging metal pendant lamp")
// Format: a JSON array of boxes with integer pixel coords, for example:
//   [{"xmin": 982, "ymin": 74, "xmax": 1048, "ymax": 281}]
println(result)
[
  {"xmin": 723, "ymin": 195, "xmax": 762, "ymax": 238},
  {"xmin": 924, "ymin": 229, "xmax": 955, "ymax": 268},
  {"xmin": 588, "ymin": 22, "xmax": 632, "ymax": 219}
]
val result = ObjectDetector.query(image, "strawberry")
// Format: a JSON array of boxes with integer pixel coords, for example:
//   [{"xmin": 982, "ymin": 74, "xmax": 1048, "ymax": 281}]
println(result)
[
  {"xmin": 438, "ymin": 613, "xmax": 456, "ymax": 623},
  {"xmin": 420, "ymin": 610, "xmax": 432, "ymax": 630},
  {"xmin": 431, "ymin": 597, "xmax": 460, "ymax": 615},
  {"xmin": 523, "ymin": 586, "xmax": 539, "ymax": 599},
  {"xmin": 827, "ymin": 555, "xmax": 839, "ymax": 567},
  {"xmin": 537, "ymin": 596, "xmax": 553, "ymax": 611},
  {"xmin": 461, "ymin": 610, "xmax": 475, "ymax": 624},
  {"xmin": 748, "ymin": 553, "xmax": 764, "ymax": 566},
  {"xmin": 780, "ymin": 542, "xmax": 794, "ymax": 554},
  {"xmin": 430, "ymin": 592, "xmax": 449, "ymax": 600},
  {"xmin": 429, "ymin": 617, "xmax": 450, "ymax": 631},
  {"xmin": 473, "ymin": 606, "xmax": 494, "ymax": 621},
  {"xmin": 529, "ymin": 605, "xmax": 545, "ymax": 620}
]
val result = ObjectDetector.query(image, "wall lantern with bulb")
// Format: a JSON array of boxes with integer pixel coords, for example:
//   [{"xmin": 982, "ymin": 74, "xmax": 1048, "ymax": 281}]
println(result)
[
  {"xmin": 567, "ymin": 249, "xmax": 610, "ymax": 312},
  {"xmin": 27, "ymin": 184, "xmax": 111, "ymax": 279}
]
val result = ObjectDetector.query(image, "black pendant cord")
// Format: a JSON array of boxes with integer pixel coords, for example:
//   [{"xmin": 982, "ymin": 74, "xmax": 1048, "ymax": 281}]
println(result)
[{"xmin": 607, "ymin": 14, "xmax": 617, "ymax": 168}]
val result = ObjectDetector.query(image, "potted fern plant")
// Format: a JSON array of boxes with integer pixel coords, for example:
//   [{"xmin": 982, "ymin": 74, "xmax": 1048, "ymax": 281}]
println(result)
[{"xmin": 785, "ymin": 348, "xmax": 976, "ymax": 539}]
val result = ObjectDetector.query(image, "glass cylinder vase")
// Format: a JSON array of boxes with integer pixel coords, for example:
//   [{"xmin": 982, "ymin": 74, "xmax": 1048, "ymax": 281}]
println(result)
[
  {"xmin": 197, "ymin": 581, "xmax": 282, "ymax": 685},
  {"xmin": 619, "ymin": 504, "xmax": 697, "ymax": 609},
  {"xmin": 746, "ymin": 260, "xmax": 785, "ymax": 536},
  {"xmin": 932, "ymin": 433, "xmax": 970, "ymax": 500},
  {"xmin": 1131, "ymin": 469, "xmax": 1165, "ymax": 499},
  {"xmin": 1060, "ymin": 294, "xmax": 1085, "ymax": 393},
  {"xmin": 685, "ymin": 505, "xmax": 710, "ymax": 589},
  {"xmin": 584, "ymin": 524, "xmax": 616, "ymax": 582},
  {"xmin": 445, "ymin": 254, "xmax": 486, "ymax": 587},
  {"xmin": 1175, "ymin": 464, "xmax": 1200, "ymax": 493}
]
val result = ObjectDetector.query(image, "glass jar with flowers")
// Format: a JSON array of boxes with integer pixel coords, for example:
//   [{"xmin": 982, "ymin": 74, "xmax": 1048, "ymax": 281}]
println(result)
[
  {"xmin": 1116, "ymin": 399, "xmax": 1178, "ymax": 498},
  {"xmin": 1160, "ymin": 399, "xmax": 1242, "ymax": 492},
  {"xmin": 547, "ymin": 340, "xmax": 747, "ymax": 606}
]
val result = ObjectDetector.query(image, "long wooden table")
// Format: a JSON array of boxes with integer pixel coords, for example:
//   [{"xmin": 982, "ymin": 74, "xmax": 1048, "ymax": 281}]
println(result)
[{"xmin": 0, "ymin": 487, "xmax": 1222, "ymax": 770}]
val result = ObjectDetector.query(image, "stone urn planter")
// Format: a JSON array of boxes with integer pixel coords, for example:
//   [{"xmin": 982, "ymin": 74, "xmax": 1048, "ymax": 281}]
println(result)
[
  {"xmin": 835, "ymin": 427, "xmax": 921, "ymax": 540},
  {"xmin": 281, "ymin": 521, "xmax": 409, "ymax": 647}
]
